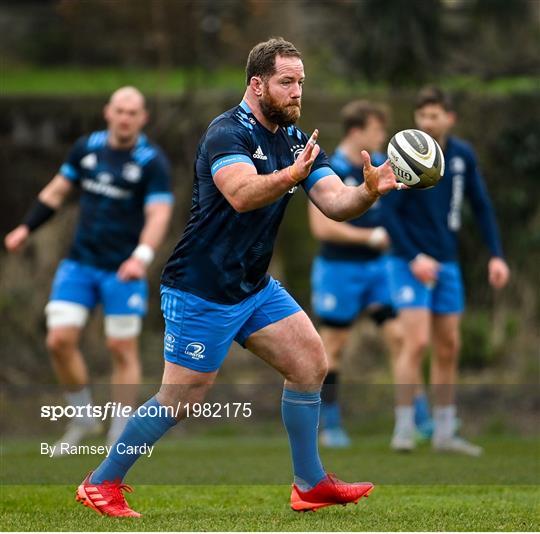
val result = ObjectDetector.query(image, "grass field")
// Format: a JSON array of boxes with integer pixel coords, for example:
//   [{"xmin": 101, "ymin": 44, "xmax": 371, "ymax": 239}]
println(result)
[
  {"xmin": 1, "ymin": 484, "xmax": 537, "ymax": 531},
  {"xmin": 2, "ymin": 67, "xmax": 539, "ymax": 96},
  {"xmin": 1, "ymin": 433, "xmax": 538, "ymax": 531}
]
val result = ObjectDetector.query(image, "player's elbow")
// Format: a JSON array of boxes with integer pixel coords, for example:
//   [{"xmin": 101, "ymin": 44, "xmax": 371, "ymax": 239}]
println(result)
[
  {"xmin": 220, "ymin": 184, "xmax": 252, "ymax": 213},
  {"xmin": 315, "ymin": 196, "xmax": 348, "ymax": 222},
  {"xmin": 330, "ymin": 211, "xmax": 348, "ymax": 223},
  {"xmin": 321, "ymin": 207, "xmax": 348, "ymax": 223},
  {"xmin": 229, "ymin": 195, "xmax": 251, "ymax": 213}
]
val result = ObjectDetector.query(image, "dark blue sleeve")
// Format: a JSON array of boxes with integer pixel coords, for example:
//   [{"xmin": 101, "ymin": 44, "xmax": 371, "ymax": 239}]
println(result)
[
  {"xmin": 464, "ymin": 148, "xmax": 504, "ymax": 258},
  {"xmin": 144, "ymin": 150, "xmax": 174, "ymax": 205},
  {"xmin": 59, "ymin": 136, "xmax": 87, "ymax": 183},
  {"xmin": 206, "ymin": 123, "xmax": 256, "ymax": 177},
  {"xmin": 381, "ymin": 191, "xmax": 421, "ymax": 261}
]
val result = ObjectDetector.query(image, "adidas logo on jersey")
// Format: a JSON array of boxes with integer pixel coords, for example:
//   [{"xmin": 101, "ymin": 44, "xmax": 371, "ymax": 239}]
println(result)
[{"xmin": 253, "ymin": 146, "xmax": 267, "ymax": 160}]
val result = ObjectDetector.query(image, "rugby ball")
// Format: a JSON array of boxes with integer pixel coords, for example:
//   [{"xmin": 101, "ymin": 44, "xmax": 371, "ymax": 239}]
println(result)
[{"xmin": 387, "ymin": 129, "xmax": 445, "ymax": 189}]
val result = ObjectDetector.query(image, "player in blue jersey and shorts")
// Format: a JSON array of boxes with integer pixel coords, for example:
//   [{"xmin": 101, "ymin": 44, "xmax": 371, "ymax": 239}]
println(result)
[
  {"xmin": 4, "ymin": 87, "xmax": 174, "ymax": 450},
  {"xmin": 309, "ymin": 100, "xmax": 410, "ymax": 448},
  {"xmin": 74, "ymin": 38, "xmax": 403, "ymax": 517},
  {"xmin": 384, "ymin": 86, "xmax": 510, "ymax": 455}
]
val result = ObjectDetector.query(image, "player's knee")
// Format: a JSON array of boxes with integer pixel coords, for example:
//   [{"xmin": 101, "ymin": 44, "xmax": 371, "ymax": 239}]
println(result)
[
  {"xmin": 437, "ymin": 335, "xmax": 460, "ymax": 361},
  {"xmin": 449, "ymin": 335, "xmax": 460, "ymax": 356},
  {"xmin": 307, "ymin": 335, "xmax": 328, "ymax": 381},
  {"xmin": 318, "ymin": 358, "xmax": 330, "ymax": 384},
  {"xmin": 107, "ymin": 338, "xmax": 138, "ymax": 366},
  {"xmin": 158, "ymin": 381, "xmax": 214, "ymax": 419},
  {"xmin": 407, "ymin": 332, "xmax": 430, "ymax": 356},
  {"xmin": 46, "ymin": 330, "xmax": 77, "ymax": 356},
  {"xmin": 288, "ymin": 362, "xmax": 327, "ymax": 386},
  {"xmin": 286, "ymin": 335, "xmax": 327, "ymax": 385}
]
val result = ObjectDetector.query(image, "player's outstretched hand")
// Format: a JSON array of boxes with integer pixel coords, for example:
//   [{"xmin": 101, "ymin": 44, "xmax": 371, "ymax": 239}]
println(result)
[
  {"xmin": 488, "ymin": 257, "xmax": 510, "ymax": 289},
  {"xmin": 4, "ymin": 225, "xmax": 30, "ymax": 253},
  {"xmin": 117, "ymin": 256, "xmax": 147, "ymax": 281},
  {"xmin": 361, "ymin": 151, "xmax": 405, "ymax": 197},
  {"xmin": 288, "ymin": 129, "xmax": 321, "ymax": 183}
]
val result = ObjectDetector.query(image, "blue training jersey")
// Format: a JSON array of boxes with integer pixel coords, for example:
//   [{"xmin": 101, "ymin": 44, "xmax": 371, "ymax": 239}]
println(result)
[
  {"xmin": 382, "ymin": 136, "xmax": 503, "ymax": 262},
  {"xmin": 59, "ymin": 131, "xmax": 174, "ymax": 271},
  {"xmin": 161, "ymin": 100, "xmax": 335, "ymax": 304},
  {"xmin": 319, "ymin": 149, "xmax": 386, "ymax": 261}
]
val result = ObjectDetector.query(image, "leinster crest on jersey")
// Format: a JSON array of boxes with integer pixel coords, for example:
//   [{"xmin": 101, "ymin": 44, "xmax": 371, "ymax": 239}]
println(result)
[
  {"xmin": 123, "ymin": 162, "xmax": 142, "ymax": 183},
  {"xmin": 291, "ymin": 143, "xmax": 304, "ymax": 161},
  {"xmin": 287, "ymin": 144, "xmax": 306, "ymax": 194}
]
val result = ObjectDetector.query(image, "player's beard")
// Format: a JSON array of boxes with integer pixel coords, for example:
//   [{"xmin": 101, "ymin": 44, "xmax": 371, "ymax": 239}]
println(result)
[{"xmin": 259, "ymin": 87, "xmax": 301, "ymax": 127}]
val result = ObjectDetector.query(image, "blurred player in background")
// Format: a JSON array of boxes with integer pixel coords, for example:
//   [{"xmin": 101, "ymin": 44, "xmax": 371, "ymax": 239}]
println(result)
[
  {"xmin": 309, "ymin": 100, "xmax": 412, "ymax": 448},
  {"xmin": 75, "ymin": 38, "xmax": 402, "ymax": 517},
  {"xmin": 4, "ymin": 87, "xmax": 174, "ymax": 451},
  {"xmin": 384, "ymin": 86, "xmax": 510, "ymax": 455}
]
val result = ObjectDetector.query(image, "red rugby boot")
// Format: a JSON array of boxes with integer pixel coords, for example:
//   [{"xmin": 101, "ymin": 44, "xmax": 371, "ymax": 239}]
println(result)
[
  {"xmin": 290, "ymin": 473, "xmax": 374, "ymax": 512},
  {"xmin": 76, "ymin": 472, "xmax": 141, "ymax": 517}
]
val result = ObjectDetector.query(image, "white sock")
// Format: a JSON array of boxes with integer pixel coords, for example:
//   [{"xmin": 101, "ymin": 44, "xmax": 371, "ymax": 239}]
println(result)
[
  {"xmin": 433, "ymin": 405, "xmax": 457, "ymax": 441},
  {"xmin": 394, "ymin": 405, "xmax": 415, "ymax": 435},
  {"xmin": 64, "ymin": 386, "xmax": 95, "ymax": 427}
]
